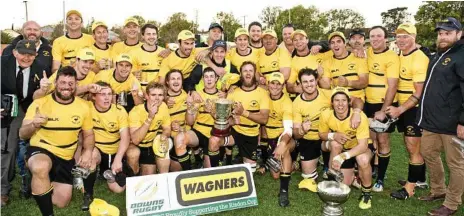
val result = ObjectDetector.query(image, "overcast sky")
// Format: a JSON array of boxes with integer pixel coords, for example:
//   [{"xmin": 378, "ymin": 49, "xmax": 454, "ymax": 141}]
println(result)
[{"xmin": 0, "ymin": 0, "xmax": 424, "ymax": 31}]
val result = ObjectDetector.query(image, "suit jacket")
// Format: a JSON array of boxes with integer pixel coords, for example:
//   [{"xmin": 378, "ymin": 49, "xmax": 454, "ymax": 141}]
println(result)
[{"xmin": 1, "ymin": 54, "xmax": 45, "ymax": 112}]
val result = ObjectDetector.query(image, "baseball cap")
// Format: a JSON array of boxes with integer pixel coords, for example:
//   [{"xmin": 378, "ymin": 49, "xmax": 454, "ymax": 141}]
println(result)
[
  {"xmin": 331, "ymin": 86, "xmax": 350, "ymax": 100},
  {"xmin": 291, "ymin": 29, "xmax": 307, "ymax": 39},
  {"xmin": 209, "ymin": 23, "xmax": 224, "ymax": 32},
  {"xmin": 15, "ymin": 40, "xmax": 36, "ymax": 55},
  {"xmin": 211, "ymin": 40, "xmax": 227, "ymax": 51},
  {"xmin": 66, "ymin": 10, "xmax": 82, "ymax": 19},
  {"xmin": 349, "ymin": 29, "xmax": 365, "ymax": 38},
  {"xmin": 77, "ymin": 48, "xmax": 95, "ymax": 61},
  {"xmin": 328, "ymin": 31, "xmax": 346, "ymax": 43},
  {"xmin": 262, "ymin": 29, "xmax": 277, "ymax": 38},
  {"xmin": 395, "ymin": 23, "xmax": 417, "ymax": 35},
  {"xmin": 91, "ymin": 21, "xmax": 108, "ymax": 32},
  {"xmin": 234, "ymin": 28, "xmax": 249, "ymax": 38},
  {"xmin": 115, "ymin": 53, "xmax": 132, "ymax": 65},
  {"xmin": 268, "ymin": 72, "xmax": 285, "ymax": 84},
  {"xmin": 89, "ymin": 198, "xmax": 119, "ymax": 216},
  {"xmin": 177, "ymin": 30, "xmax": 195, "ymax": 41},
  {"xmin": 435, "ymin": 17, "xmax": 462, "ymax": 32},
  {"xmin": 124, "ymin": 17, "xmax": 139, "ymax": 27}
]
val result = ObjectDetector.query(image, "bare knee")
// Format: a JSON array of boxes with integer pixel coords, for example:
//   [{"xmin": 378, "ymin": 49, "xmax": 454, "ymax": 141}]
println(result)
[
  {"xmin": 330, "ymin": 141, "xmax": 343, "ymax": 152},
  {"xmin": 126, "ymin": 145, "xmax": 140, "ymax": 160},
  {"xmin": 356, "ymin": 154, "xmax": 371, "ymax": 169},
  {"xmin": 174, "ymin": 135, "xmax": 187, "ymax": 155},
  {"xmin": 208, "ymin": 136, "xmax": 221, "ymax": 152},
  {"xmin": 28, "ymin": 157, "xmax": 52, "ymax": 176}
]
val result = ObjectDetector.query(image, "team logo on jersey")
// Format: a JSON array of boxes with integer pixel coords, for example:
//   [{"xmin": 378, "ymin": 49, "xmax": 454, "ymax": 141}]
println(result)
[
  {"xmin": 71, "ymin": 115, "xmax": 81, "ymax": 124},
  {"xmin": 401, "ymin": 67, "xmax": 407, "ymax": 74},
  {"xmin": 43, "ymin": 51, "xmax": 50, "ymax": 56},
  {"xmin": 156, "ymin": 120, "xmax": 162, "ymax": 127},
  {"xmin": 442, "ymin": 57, "xmax": 451, "ymax": 66},
  {"xmin": 250, "ymin": 100, "xmax": 258, "ymax": 108},
  {"xmin": 317, "ymin": 58, "xmax": 323, "ymax": 64},
  {"xmin": 108, "ymin": 122, "xmax": 116, "ymax": 129},
  {"xmin": 270, "ymin": 110, "xmax": 278, "ymax": 119},
  {"xmin": 373, "ymin": 63, "xmax": 380, "ymax": 71},
  {"xmin": 271, "ymin": 61, "xmax": 278, "ymax": 68},
  {"xmin": 346, "ymin": 130, "xmax": 356, "ymax": 138},
  {"xmin": 348, "ymin": 63, "xmax": 355, "ymax": 70}
]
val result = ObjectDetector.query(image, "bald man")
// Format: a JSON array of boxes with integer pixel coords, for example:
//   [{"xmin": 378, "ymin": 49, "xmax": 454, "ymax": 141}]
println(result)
[{"xmin": 2, "ymin": 21, "xmax": 53, "ymax": 75}]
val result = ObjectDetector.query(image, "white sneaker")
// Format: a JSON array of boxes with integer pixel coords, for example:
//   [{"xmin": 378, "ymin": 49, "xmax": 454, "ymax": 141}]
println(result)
[{"xmin": 372, "ymin": 180, "xmax": 384, "ymax": 192}]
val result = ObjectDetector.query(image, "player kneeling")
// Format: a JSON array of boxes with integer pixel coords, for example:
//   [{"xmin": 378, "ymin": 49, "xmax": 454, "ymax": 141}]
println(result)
[{"xmin": 319, "ymin": 87, "xmax": 373, "ymax": 210}]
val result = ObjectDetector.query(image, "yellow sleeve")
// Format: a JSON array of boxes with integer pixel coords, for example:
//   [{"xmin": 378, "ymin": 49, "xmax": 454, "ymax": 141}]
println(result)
[
  {"xmin": 413, "ymin": 55, "xmax": 429, "ymax": 82},
  {"xmin": 279, "ymin": 48, "xmax": 292, "ymax": 68},
  {"xmin": 288, "ymin": 66, "xmax": 298, "ymax": 84},
  {"xmin": 128, "ymin": 50, "xmax": 140, "ymax": 71},
  {"xmin": 81, "ymin": 105, "xmax": 93, "ymax": 130},
  {"xmin": 159, "ymin": 57, "xmax": 170, "ymax": 78},
  {"xmin": 130, "ymin": 76, "xmax": 142, "ymax": 91},
  {"xmin": 226, "ymin": 49, "xmax": 232, "ymax": 61},
  {"xmin": 259, "ymin": 89, "xmax": 270, "ymax": 110},
  {"xmin": 322, "ymin": 59, "xmax": 332, "ymax": 78},
  {"xmin": 51, "ymin": 38, "xmax": 63, "ymax": 62},
  {"xmin": 292, "ymin": 101, "xmax": 302, "ymax": 124},
  {"xmin": 93, "ymin": 70, "xmax": 107, "ymax": 83},
  {"xmin": 356, "ymin": 57, "xmax": 369, "ymax": 74},
  {"xmin": 118, "ymin": 108, "xmax": 129, "ymax": 129},
  {"xmin": 386, "ymin": 54, "xmax": 400, "ymax": 79},
  {"xmin": 356, "ymin": 113, "xmax": 370, "ymax": 139},
  {"xmin": 129, "ymin": 108, "xmax": 142, "ymax": 128},
  {"xmin": 24, "ymin": 100, "xmax": 40, "ymax": 120},
  {"xmin": 318, "ymin": 110, "xmax": 331, "ymax": 133},
  {"xmin": 282, "ymin": 98, "xmax": 293, "ymax": 121},
  {"xmin": 159, "ymin": 103, "xmax": 171, "ymax": 127}
]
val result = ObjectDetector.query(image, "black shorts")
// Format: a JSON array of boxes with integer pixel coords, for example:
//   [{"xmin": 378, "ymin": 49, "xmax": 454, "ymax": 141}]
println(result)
[
  {"xmin": 364, "ymin": 102, "xmax": 397, "ymax": 133},
  {"xmin": 297, "ymin": 139, "xmax": 322, "ymax": 161},
  {"xmin": 192, "ymin": 128, "xmax": 209, "ymax": 153},
  {"xmin": 261, "ymin": 138, "xmax": 278, "ymax": 156},
  {"xmin": 97, "ymin": 148, "xmax": 131, "ymax": 176},
  {"xmin": 397, "ymin": 107, "xmax": 422, "ymax": 137},
  {"xmin": 231, "ymin": 128, "xmax": 259, "ymax": 161},
  {"xmin": 139, "ymin": 146, "xmax": 156, "ymax": 165},
  {"xmin": 26, "ymin": 146, "xmax": 75, "ymax": 185}
]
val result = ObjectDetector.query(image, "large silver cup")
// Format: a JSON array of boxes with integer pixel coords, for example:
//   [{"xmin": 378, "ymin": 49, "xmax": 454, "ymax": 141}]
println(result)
[
  {"xmin": 211, "ymin": 99, "xmax": 234, "ymax": 137},
  {"xmin": 117, "ymin": 92, "xmax": 128, "ymax": 106},
  {"xmin": 317, "ymin": 181, "xmax": 351, "ymax": 216}
]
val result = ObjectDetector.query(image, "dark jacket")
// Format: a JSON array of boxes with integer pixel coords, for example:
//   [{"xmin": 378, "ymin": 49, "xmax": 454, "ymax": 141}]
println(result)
[
  {"xmin": 1, "ymin": 55, "xmax": 45, "ymax": 113},
  {"xmin": 416, "ymin": 39, "xmax": 464, "ymax": 135},
  {"xmin": 2, "ymin": 36, "xmax": 53, "ymax": 76}
]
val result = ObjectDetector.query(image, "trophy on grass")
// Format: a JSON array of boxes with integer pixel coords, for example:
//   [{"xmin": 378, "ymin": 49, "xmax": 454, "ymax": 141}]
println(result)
[
  {"xmin": 317, "ymin": 180, "xmax": 351, "ymax": 216},
  {"xmin": 207, "ymin": 98, "xmax": 234, "ymax": 137}
]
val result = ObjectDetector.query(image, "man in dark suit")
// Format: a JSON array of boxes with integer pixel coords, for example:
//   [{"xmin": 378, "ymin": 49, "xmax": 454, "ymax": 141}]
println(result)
[{"xmin": 1, "ymin": 40, "xmax": 45, "ymax": 206}]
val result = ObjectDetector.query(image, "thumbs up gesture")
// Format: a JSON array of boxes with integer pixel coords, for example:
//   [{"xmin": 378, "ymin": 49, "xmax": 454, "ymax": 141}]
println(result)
[
  {"xmin": 40, "ymin": 71, "xmax": 51, "ymax": 92},
  {"xmin": 32, "ymin": 106, "xmax": 48, "ymax": 129}
]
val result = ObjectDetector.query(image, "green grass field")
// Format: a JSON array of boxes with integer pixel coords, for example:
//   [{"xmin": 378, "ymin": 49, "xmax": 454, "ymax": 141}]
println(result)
[{"xmin": 2, "ymin": 133, "xmax": 463, "ymax": 216}]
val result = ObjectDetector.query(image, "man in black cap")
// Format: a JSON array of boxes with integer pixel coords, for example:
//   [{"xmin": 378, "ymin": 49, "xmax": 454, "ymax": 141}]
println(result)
[
  {"xmin": 196, "ymin": 23, "xmax": 224, "ymax": 48},
  {"xmin": 416, "ymin": 17, "xmax": 463, "ymax": 216},
  {"xmin": 1, "ymin": 40, "xmax": 46, "ymax": 206},
  {"xmin": 349, "ymin": 28, "xmax": 366, "ymax": 57}
]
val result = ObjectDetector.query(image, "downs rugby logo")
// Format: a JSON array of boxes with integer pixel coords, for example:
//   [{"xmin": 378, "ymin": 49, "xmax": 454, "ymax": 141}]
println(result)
[
  {"xmin": 176, "ymin": 166, "xmax": 253, "ymax": 206},
  {"xmin": 130, "ymin": 180, "xmax": 165, "ymax": 214}
]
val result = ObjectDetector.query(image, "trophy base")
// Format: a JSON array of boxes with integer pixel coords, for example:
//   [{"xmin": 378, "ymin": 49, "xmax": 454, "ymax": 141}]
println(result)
[
  {"xmin": 322, "ymin": 202, "xmax": 344, "ymax": 216},
  {"xmin": 211, "ymin": 127, "xmax": 231, "ymax": 137}
]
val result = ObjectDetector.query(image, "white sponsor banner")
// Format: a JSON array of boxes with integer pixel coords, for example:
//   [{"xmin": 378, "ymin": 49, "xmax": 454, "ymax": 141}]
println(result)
[{"xmin": 126, "ymin": 164, "xmax": 258, "ymax": 216}]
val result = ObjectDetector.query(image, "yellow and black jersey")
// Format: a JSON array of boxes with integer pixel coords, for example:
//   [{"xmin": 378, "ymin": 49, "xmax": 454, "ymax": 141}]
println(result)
[
  {"xmin": 258, "ymin": 47, "xmax": 291, "ymax": 78},
  {"xmin": 226, "ymin": 47, "xmax": 260, "ymax": 70},
  {"xmin": 319, "ymin": 109, "xmax": 370, "ymax": 150},
  {"xmin": 250, "ymin": 44, "xmax": 264, "ymax": 53},
  {"xmin": 167, "ymin": 90, "xmax": 190, "ymax": 138},
  {"xmin": 90, "ymin": 102, "xmax": 128, "ymax": 155},
  {"xmin": 128, "ymin": 45, "xmax": 165, "ymax": 87},
  {"xmin": 93, "ymin": 69, "xmax": 142, "ymax": 94},
  {"xmin": 52, "ymin": 34, "xmax": 94, "ymax": 67},
  {"xmin": 288, "ymin": 51, "xmax": 332, "ymax": 85},
  {"xmin": 366, "ymin": 47, "xmax": 400, "ymax": 103},
  {"xmin": 129, "ymin": 102, "xmax": 171, "ymax": 148},
  {"xmin": 266, "ymin": 93, "xmax": 293, "ymax": 139},
  {"xmin": 91, "ymin": 43, "xmax": 113, "ymax": 68},
  {"xmin": 322, "ymin": 52, "xmax": 368, "ymax": 100},
  {"xmin": 110, "ymin": 41, "xmax": 142, "ymax": 59},
  {"xmin": 25, "ymin": 94, "xmax": 92, "ymax": 160},
  {"xmin": 397, "ymin": 48, "xmax": 429, "ymax": 105},
  {"xmin": 46, "ymin": 71, "xmax": 96, "ymax": 96},
  {"xmin": 227, "ymin": 86, "xmax": 270, "ymax": 136},
  {"xmin": 193, "ymin": 89, "xmax": 220, "ymax": 138},
  {"xmin": 159, "ymin": 48, "xmax": 206, "ymax": 80},
  {"xmin": 292, "ymin": 88, "xmax": 332, "ymax": 140}
]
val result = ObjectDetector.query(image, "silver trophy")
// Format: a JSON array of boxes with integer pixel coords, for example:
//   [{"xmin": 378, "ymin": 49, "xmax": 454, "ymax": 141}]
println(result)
[
  {"xmin": 317, "ymin": 181, "xmax": 351, "ymax": 216},
  {"xmin": 71, "ymin": 166, "xmax": 91, "ymax": 192},
  {"xmin": 210, "ymin": 99, "xmax": 234, "ymax": 137},
  {"xmin": 117, "ymin": 92, "xmax": 128, "ymax": 106}
]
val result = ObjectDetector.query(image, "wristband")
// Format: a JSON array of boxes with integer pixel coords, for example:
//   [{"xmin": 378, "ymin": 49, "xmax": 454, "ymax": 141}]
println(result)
[
  {"xmin": 341, "ymin": 152, "xmax": 351, "ymax": 160},
  {"xmin": 332, "ymin": 154, "xmax": 345, "ymax": 165},
  {"xmin": 328, "ymin": 133, "xmax": 335, "ymax": 141},
  {"xmin": 353, "ymin": 108, "xmax": 361, "ymax": 114}
]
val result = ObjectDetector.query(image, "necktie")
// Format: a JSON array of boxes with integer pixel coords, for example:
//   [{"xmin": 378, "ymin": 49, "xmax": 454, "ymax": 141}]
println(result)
[{"xmin": 17, "ymin": 66, "xmax": 24, "ymax": 100}]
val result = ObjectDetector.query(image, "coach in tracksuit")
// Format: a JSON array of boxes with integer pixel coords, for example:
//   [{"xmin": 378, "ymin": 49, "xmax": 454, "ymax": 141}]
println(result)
[{"xmin": 416, "ymin": 17, "xmax": 464, "ymax": 216}]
